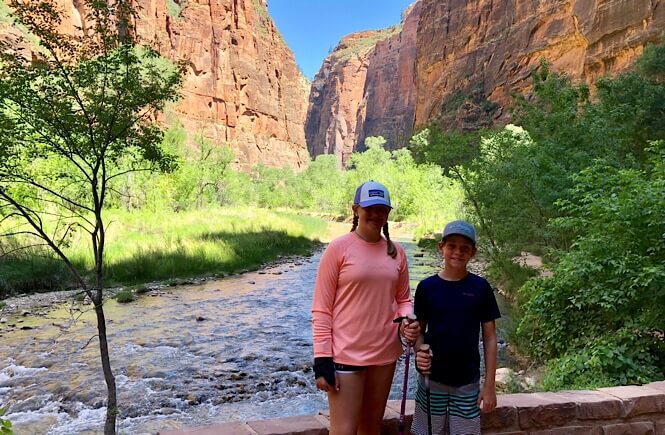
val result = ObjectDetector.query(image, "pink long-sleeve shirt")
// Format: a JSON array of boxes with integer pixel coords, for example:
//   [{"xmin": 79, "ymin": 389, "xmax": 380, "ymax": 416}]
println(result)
[{"xmin": 312, "ymin": 232, "xmax": 412, "ymax": 366}]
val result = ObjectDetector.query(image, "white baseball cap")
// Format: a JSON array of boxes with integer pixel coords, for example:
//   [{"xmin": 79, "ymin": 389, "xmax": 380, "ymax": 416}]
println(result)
[{"xmin": 353, "ymin": 180, "xmax": 392, "ymax": 208}]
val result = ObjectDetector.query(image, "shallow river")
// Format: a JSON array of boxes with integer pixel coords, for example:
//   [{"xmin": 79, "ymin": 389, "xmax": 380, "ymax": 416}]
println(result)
[{"xmin": 0, "ymin": 238, "xmax": 512, "ymax": 434}]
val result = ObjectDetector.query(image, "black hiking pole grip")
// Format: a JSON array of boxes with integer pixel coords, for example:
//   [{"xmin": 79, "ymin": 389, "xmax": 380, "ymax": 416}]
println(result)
[
  {"xmin": 420, "ymin": 344, "xmax": 433, "ymax": 435},
  {"xmin": 399, "ymin": 313, "xmax": 417, "ymax": 435}
]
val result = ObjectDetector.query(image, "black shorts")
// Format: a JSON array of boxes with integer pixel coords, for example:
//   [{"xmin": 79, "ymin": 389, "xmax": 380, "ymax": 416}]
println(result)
[{"xmin": 334, "ymin": 363, "xmax": 367, "ymax": 372}]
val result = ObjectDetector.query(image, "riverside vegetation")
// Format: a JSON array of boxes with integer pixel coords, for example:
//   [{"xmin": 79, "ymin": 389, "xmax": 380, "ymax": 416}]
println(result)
[
  {"xmin": 411, "ymin": 41, "xmax": 665, "ymax": 391},
  {"xmin": 0, "ymin": 1, "xmax": 663, "ymax": 432}
]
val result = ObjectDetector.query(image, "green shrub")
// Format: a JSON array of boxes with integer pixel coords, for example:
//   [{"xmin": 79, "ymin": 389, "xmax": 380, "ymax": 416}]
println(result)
[
  {"xmin": 516, "ymin": 144, "xmax": 665, "ymax": 387},
  {"xmin": 73, "ymin": 293, "xmax": 86, "ymax": 303},
  {"xmin": 115, "ymin": 289, "xmax": 135, "ymax": 303},
  {"xmin": 539, "ymin": 330, "xmax": 663, "ymax": 390},
  {"xmin": 165, "ymin": 0, "xmax": 184, "ymax": 18},
  {"xmin": 486, "ymin": 255, "xmax": 538, "ymax": 298},
  {"xmin": 134, "ymin": 285, "xmax": 150, "ymax": 294},
  {"xmin": 0, "ymin": 408, "xmax": 13, "ymax": 434}
]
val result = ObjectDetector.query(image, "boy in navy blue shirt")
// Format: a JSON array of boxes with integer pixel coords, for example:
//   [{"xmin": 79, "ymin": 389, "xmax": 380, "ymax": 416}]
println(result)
[{"xmin": 411, "ymin": 220, "xmax": 500, "ymax": 435}]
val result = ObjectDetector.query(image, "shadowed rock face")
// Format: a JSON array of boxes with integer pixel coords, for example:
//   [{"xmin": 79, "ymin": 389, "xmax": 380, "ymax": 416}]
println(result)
[
  {"xmin": 11, "ymin": 0, "xmax": 311, "ymax": 170},
  {"xmin": 305, "ymin": 3, "xmax": 422, "ymax": 165},
  {"xmin": 414, "ymin": 0, "xmax": 665, "ymax": 131},
  {"xmin": 307, "ymin": 0, "xmax": 664, "ymax": 159}
]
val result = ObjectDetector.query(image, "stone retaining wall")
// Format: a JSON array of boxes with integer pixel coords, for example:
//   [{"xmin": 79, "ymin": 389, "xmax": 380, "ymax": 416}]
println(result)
[{"xmin": 161, "ymin": 381, "xmax": 665, "ymax": 434}]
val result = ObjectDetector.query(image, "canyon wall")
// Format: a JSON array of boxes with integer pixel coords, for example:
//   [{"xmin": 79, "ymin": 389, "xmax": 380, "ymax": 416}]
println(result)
[
  {"xmin": 307, "ymin": 0, "xmax": 665, "ymax": 160},
  {"xmin": 133, "ymin": 0, "xmax": 310, "ymax": 170},
  {"xmin": 2, "ymin": 0, "xmax": 311, "ymax": 170},
  {"xmin": 415, "ymin": 0, "xmax": 665, "ymax": 131},
  {"xmin": 305, "ymin": 3, "xmax": 421, "ymax": 165}
]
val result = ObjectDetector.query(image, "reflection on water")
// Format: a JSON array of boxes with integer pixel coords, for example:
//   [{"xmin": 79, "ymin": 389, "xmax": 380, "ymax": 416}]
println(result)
[{"xmin": 0, "ymin": 238, "xmax": 511, "ymax": 434}]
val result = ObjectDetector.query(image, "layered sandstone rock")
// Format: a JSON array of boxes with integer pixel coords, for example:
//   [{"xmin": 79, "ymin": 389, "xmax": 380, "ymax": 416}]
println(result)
[
  {"xmin": 414, "ymin": 0, "xmax": 665, "ymax": 130},
  {"xmin": 305, "ymin": 3, "xmax": 421, "ymax": 164},
  {"xmin": 359, "ymin": 0, "xmax": 421, "ymax": 152},
  {"xmin": 305, "ymin": 31, "xmax": 374, "ymax": 165},
  {"xmin": 307, "ymin": 0, "xmax": 664, "ymax": 159},
  {"xmin": 8, "ymin": 0, "xmax": 310, "ymax": 170},
  {"xmin": 134, "ymin": 0, "xmax": 310, "ymax": 170}
]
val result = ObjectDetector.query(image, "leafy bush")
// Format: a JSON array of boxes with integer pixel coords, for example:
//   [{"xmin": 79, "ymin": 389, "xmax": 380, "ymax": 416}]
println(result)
[
  {"xmin": 115, "ymin": 289, "xmax": 135, "ymax": 304},
  {"xmin": 0, "ymin": 408, "xmax": 12, "ymax": 434},
  {"xmin": 517, "ymin": 143, "xmax": 665, "ymax": 387},
  {"xmin": 540, "ymin": 329, "xmax": 663, "ymax": 390}
]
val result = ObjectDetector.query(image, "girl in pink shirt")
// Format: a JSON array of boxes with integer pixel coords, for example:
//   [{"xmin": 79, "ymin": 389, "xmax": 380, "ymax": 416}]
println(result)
[{"xmin": 312, "ymin": 180, "xmax": 420, "ymax": 434}]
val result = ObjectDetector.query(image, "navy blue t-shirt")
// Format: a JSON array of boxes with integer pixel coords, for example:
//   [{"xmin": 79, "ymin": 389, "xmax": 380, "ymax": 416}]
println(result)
[{"xmin": 414, "ymin": 272, "xmax": 501, "ymax": 387}]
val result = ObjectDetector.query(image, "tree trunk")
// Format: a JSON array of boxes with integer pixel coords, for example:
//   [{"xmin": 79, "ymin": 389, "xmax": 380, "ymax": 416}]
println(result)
[{"xmin": 94, "ymin": 299, "xmax": 117, "ymax": 435}]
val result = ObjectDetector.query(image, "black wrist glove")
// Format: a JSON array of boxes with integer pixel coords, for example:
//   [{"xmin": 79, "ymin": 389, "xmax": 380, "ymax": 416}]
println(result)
[{"xmin": 313, "ymin": 357, "xmax": 336, "ymax": 387}]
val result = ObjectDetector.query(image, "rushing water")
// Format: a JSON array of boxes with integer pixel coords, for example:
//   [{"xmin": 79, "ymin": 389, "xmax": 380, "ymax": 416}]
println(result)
[{"xmin": 0, "ymin": 238, "xmax": 512, "ymax": 434}]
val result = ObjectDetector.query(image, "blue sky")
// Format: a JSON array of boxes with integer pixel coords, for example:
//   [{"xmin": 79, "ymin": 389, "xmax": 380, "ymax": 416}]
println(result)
[{"xmin": 267, "ymin": 0, "xmax": 415, "ymax": 80}]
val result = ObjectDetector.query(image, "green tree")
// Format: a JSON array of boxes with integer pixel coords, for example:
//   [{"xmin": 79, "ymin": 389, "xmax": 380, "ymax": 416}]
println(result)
[
  {"xmin": 295, "ymin": 154, "xmax": 346, "ymax": 214},
  {"xmin": 0, "ymin": 1, "xmax": 183, "ymax": 433},
  {"xmin": 516, "ymin": 142, "xmax": 665, "ymax": 387},
  {"xmin": 162, "ymin": 132, "xmax": 235, "ymax": 211}
]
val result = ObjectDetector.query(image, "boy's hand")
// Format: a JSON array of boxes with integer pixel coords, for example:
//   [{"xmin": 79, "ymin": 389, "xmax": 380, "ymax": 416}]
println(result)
[
  {"xmin": 477, "ymin": 383, "xmax": 497, "ymax": 412},
  {"xmin": 400, "ymin": 318, "xmax": 420, "ymax": 345},
  {"xmin": 415, "ymin": 346, "xmax": 432, "ymax": 375}
]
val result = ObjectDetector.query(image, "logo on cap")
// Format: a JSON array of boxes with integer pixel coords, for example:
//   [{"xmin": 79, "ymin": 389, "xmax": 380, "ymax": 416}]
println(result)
[{"xmin": 354, "ymin": 181, "xmax": 392, "ymax": 208}]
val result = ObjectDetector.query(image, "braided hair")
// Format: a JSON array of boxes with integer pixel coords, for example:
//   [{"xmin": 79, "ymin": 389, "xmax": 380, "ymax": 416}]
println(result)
[
  {"xmin": 350, "ymin": 215, "xmax": 396, "ymax": 258},
  {"xmin": 383, "ymin": 222, "xmax": 397, "ymax": 258}
]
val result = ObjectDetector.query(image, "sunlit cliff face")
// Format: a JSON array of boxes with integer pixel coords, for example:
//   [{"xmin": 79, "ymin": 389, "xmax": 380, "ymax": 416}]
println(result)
[{"xmin": 37, "ymin": 0, "xmax": 311, "ymax": 171}]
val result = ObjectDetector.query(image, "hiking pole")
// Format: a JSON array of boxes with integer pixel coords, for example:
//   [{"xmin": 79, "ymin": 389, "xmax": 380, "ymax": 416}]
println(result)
[
  {"xmin": 399, "ymin": 313, "xmax": 417, "ymax": 435},
  {"xmin": 419, "ymin": 344, "xmax": 433, "ymax": 435}
]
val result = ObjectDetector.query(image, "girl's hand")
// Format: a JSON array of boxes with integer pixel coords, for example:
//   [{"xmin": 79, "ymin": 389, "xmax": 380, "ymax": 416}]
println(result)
[
  {"xmin": 400, "ymin": 317, "xmax": 420, "ymax": 345},
  {"xmin": 315, "ymin": 372, "xmax": 340, "ymax": 393}
]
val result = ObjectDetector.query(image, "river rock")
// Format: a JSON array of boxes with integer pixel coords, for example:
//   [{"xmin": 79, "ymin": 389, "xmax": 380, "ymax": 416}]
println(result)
[{"xmin": 495, "ymin": 367, "xmax": 515, "ymax": 388}]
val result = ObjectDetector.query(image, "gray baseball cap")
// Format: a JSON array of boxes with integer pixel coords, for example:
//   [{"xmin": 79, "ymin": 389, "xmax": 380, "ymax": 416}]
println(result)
[{"xmin": 442, "ymin": 220, "xmax": 476, "ymax": 245}]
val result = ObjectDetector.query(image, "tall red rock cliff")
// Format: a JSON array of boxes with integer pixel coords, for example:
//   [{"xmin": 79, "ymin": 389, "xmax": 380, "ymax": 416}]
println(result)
[
  {"xmin": 4, "ymin": 0, "xmax": 310, "ymax": 170},
  {"xmin": 306, "ymin": 0, "xmax": 664, "ymax": 159},
  {"xmin": 414, "ymin": 0, "xmax": 665, "ymax": 131},
  {"xmin": 305, "ymin": 3, "xmax": 421, "ymax": 165},
  {"xmin": 134, "ymin": 0, "xmax": 310, "ymax": 170}
]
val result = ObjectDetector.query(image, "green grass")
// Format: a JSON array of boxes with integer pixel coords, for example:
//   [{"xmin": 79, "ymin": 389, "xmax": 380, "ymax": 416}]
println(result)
[
  {"xmin": 0, "ymin": 253, "xmax": 80, "ymax": 298},
  {"xmin": 0, "ymin": 207, "xmax": 326, "ymax": 297},
  {"xmin": 252, "ymin": 0, "xmax": 269, "ymax": 38}
]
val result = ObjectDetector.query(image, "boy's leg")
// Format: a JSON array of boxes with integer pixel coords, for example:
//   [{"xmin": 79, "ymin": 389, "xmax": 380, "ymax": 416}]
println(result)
[
  {"xmin": 412, "ymin": 376, "xmax": 450, "ymax": 435},
  {"xmin": 447, "ymin": 381, "xmax": 481, "ymax": 435},
  {"xmin": 357, "ymin": 362, "xmax": 396, "ymax": 435},
  {"xmin": 327, "ymin": 371, "xmax": 366, "ymax": 435}
]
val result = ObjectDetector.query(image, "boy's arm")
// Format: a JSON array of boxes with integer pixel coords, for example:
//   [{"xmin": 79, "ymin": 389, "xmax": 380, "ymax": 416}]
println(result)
[{"xmin": 479, "ymin": 320, "xmax": 498, "ymax": 412}]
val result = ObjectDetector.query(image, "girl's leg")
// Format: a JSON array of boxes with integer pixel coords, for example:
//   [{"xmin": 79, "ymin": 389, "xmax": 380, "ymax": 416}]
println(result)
[
  {"xmin": 328, "ymin": 371, "xmax": 366, "ymax": 435},
  {"xmin": 357, "ymin": 362, "xmax": 397, "ymax": 435}
]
